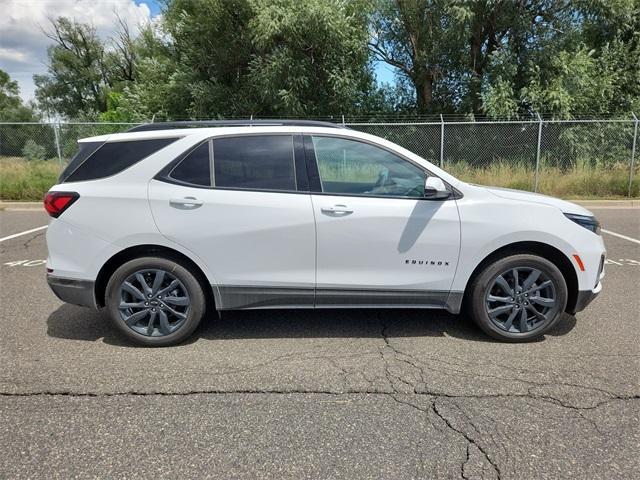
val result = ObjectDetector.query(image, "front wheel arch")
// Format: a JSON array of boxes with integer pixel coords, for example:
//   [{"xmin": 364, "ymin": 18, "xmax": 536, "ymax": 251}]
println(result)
[{"xmin": 462, "ymin": 241, "xmax": 578, "ymax": 314}]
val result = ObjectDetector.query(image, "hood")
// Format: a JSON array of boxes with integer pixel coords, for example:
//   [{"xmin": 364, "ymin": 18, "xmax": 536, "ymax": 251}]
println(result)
[{"xmin": 483, "ymin": 186, "xmax": 593, "ymax": 216}]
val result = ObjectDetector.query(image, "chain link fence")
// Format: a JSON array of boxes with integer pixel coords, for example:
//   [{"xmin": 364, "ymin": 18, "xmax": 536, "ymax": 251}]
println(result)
[{"xmin": 1, "ymin": 117, "xmax": 638, "ymax": 198}]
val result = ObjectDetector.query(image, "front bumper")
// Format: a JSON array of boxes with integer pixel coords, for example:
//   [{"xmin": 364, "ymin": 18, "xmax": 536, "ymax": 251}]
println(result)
[
  {"xmin": 568, "ymin": 282, "xmax": 602, "ymax": 314},
  {"xmin": 47, "ymin": 274, "xmax": 97, "ymax": 309}
]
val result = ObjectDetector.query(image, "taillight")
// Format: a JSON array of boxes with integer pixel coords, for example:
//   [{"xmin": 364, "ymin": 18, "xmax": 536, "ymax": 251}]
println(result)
[{"xmin": 44, "ymin": 191, "xmax": 79, "ymax": 218}]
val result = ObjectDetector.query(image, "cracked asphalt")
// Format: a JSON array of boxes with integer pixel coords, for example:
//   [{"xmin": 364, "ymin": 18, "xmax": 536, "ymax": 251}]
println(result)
[{"xmin": 0, "ymin": 208, "xmax": 638, "ymax": 479}]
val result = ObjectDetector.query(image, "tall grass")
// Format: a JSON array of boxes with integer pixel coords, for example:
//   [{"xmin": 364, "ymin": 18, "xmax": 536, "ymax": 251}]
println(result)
[
  {"xmin": 0, "ymin": 156, "xmax": 637, "ymax": 200},
  {"xmin": 0, "ymin": 157, "xmax": 60, "ymax": 201},
  {"xmin": 447, "ymin": 161, "xmax": 638, "ymax": 198},
  {"xmin": 319, "ymin": 158, "xmax": 637, "ymax": 198}
]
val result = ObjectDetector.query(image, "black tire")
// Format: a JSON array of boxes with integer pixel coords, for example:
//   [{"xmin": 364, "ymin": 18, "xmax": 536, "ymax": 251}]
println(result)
[
  {"xmin": 466, "ymin": 254, "xmax": 568, "ymax": 342},
  {"xmin": 105, "ymin": 256, "xmax": 206, "ymax": 347}
]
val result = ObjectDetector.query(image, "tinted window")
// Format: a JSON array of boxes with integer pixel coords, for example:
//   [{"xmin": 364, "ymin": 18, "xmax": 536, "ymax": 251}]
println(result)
[
  {"xmin": 59, "ymin": 141, "xmax": 103, "ymax": 182},
  {"xmin": 64, "ymin": 138, "xmax": 178, "ymax": 182},
  {"xmin": 213, "ymin": 135, "xmax": 296, "ymax": 191},
  {"xmin": 312, "ymin": 136, "xmax": 425, "ymax": 198},
  {"xmin": 170, "ymin": 141, "xmax": 211, "ymax": 186}
]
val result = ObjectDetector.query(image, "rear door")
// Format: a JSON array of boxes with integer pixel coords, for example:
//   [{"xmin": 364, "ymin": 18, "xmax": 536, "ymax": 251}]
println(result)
[
  {"xmin": 149, "ymin": 134, "xmax": 316, "ymax": 309},
  {"xmin": 305, "ymin": 135, "xmax": 461, "ymax": 308}
]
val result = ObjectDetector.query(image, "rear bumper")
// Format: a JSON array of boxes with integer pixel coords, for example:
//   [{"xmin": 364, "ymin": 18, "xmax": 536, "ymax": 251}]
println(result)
[
  {"xmin": 568, "ymin": 282, "xmax": 602, "ymax": 314},
  {"xmin": 47, "ymin": 274, "xmax": 97, "ymax": 309}
]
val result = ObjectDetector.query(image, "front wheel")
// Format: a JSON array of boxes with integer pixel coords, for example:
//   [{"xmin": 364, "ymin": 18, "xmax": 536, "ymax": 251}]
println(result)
[
  {"xmin": 105, "ymin": 257, "xmax": 206, "ymax": 346},
  {"xmin": 467, "ymin": 254, "xmax": 568, "ymax": 342}
]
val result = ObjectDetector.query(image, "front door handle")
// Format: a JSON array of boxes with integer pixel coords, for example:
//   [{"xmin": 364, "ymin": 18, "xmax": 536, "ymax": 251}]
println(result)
[
  {"xmin": 321, "ymin": 204, "xmax": 353, "ymax": 215},
  {"xmin": 169, "ymin": 197, "xmax": 203, "ymax": 209}
]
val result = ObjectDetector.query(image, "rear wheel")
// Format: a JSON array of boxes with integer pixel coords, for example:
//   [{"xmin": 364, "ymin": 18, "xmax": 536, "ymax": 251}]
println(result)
[
  {"xmin": 105, "ymin": 257, "xmax": 206, "ymax": 346},
  {"xmin": 467, "ymin": 254, "xmax": 567, "ymax": 342}
]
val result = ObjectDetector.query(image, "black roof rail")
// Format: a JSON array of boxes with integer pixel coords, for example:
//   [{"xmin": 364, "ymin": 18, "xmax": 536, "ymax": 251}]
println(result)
[{"xmin": 126, "ymin": 119, "xmax": 345, "ymax": 132}]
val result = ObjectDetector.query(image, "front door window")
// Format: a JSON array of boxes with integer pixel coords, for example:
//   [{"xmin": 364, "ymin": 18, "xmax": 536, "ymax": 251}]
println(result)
[{"xmin": 311, "ymin": 136, "xmax": 425, "ymax": 198}]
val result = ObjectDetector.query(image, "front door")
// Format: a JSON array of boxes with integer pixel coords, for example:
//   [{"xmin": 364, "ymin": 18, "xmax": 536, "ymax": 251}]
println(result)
[{"xmin": 306, "ymin": 135, "xmax": 461, "ymax": 308}]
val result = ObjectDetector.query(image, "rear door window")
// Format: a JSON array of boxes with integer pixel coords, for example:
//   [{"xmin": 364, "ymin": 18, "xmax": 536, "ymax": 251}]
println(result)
[
  {"xmin": 213, "ymin": 135, "xmax": 296, "ymax": 191},
  {"xmin": 63, "ymin": 138, "xmax": 179, "ymax": 183}
]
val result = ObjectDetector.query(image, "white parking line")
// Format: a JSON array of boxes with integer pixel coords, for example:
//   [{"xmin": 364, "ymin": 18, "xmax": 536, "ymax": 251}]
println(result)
[
  {"xmin": 0, "ymin": 225, "xmax": 48, "ymax": 243},
  {"xmin": 601, "ymin": 229, "xmax": 640, "ymax": 245}
]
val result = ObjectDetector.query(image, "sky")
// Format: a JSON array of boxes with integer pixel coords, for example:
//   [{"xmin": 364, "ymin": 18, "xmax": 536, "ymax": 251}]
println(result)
[{"xmin": 0, "ymin": 0, "xmax": 395, "ymax": 105}]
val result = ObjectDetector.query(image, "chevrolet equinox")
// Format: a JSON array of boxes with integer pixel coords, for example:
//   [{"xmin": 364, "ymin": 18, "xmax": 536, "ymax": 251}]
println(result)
[{"xmin": 44, "ymin": 120, "xmax": 606, "ymax": 346}]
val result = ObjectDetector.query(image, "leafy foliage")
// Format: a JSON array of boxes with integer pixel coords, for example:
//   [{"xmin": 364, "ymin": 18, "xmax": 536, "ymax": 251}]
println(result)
[
  {"xmin": 34, "ymin": 19, "xmax": 111, "ymax": 118},
  {"xmin": 0, "ymin": 70, "xmax": 44, "ymax": 156},
  {"xmin": 0, "ymin": 70, "xmax": 37, "ymax": 121},
  {"xmin": 248, "ymin": 0, "xmax": 378, "ymax": 115},
  {"xmin": 34, "ymin": 16, "xmax": 144, "ymax": 119},
  {"xmin": 371, "ymin": 0, "xmax": 640, "ymax": 118},
  {"xmin": 153, "ymin": 0, "xmax": 381, "ymax": 118},
  {"xmin": 27, "ymin": 0, "xmax": 640, "ymax": 119},
  {"xmin": 21, "ymin": 140, "xmax": 47, "ymax": 161}
]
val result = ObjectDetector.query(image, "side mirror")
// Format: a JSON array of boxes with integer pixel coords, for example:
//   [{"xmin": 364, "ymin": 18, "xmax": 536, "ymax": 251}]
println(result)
[{"xmin": 424, "ymin": 177, "xmax": 450, "ymax": 199}]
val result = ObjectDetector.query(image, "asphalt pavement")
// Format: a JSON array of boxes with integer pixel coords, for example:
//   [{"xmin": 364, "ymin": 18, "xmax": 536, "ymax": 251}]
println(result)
[{"xmin": 0, "ymin": 207, "xmax": 638, "ymax": 479}]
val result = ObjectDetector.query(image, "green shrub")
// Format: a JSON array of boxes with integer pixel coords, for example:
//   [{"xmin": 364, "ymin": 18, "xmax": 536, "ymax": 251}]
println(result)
[{"xmin": 21, "ymin": 140, "xmax": 47, "ymax": 161}]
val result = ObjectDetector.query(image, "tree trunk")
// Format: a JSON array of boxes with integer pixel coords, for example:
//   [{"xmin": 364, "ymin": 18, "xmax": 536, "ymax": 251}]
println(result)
[
  {"xmin": 414, "ymin": 74, "xmax": 433, "ymax": 113},
  {"xmin": 469, "ymin": 31, "xmax": 483, "ymax": 113}
]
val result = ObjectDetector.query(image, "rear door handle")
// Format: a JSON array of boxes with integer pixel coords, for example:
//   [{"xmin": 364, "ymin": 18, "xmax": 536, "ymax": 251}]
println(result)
[
  {"xmin": 169, "ymin": 197, "xmax": 203, "ymax": 208},
  {"xmin": 321, "ymin": 204, "xmax": 353, "ymax": 215}
]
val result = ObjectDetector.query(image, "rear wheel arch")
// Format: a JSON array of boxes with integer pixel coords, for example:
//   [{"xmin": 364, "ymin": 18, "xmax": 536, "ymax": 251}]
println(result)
[
  {"xmin": 95, "ymin": 245, "xmax": 215, "ymax": 310},
  {"xmin": 463, "ymin": 241, "xmax": 578, "ymax": 314}
]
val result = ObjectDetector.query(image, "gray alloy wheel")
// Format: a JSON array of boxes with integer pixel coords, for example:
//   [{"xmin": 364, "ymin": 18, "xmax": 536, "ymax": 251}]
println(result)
[
  {"xmin": 467, "ymin": 254, "xmax": 568, "ymax": 342},
  {"xmin": 117, "ymin": 269, "xmax": 190, "ymax": 337},
  {"xmin": 105, "ymin": 257, "xmax": 206, "ymax": 347},
  {"xmin": 485, "ymin": 267, "xmax": 558, "ymax": 334}
]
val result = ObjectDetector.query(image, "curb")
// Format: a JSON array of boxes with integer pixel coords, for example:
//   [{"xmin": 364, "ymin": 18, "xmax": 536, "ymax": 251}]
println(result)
[
  {"xmin": 572, "ymin": 200, "xmax": 639, "ymax": 208},
  {"xmin": 0, "ymin": 202, "xmax": 43, "ymax": 211}
]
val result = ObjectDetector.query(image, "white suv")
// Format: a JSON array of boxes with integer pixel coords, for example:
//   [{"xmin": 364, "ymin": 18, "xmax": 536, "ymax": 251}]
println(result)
[{"xmin": 45, "ymin": 120, "xmax": 605, "ymax": 346}]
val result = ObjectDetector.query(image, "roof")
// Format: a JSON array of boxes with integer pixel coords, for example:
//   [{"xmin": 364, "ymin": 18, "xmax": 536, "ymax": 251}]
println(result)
[
  {"xmin": 126, "ymin": 119, "xmax": 345, "ymax": 132},
  {"xmin": 79, "ymin": 124, "xmax": 350, "ymax": 143}
]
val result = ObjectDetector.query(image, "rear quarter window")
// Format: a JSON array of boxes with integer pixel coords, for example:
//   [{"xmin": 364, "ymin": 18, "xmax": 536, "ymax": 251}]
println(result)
[
  {"xmin": 62, "ymin": 138, "xmax": 179, "ymax": 183},
  {"xmin": 59, "ymin": 141, "xmax": 103, "ymax": 182}
]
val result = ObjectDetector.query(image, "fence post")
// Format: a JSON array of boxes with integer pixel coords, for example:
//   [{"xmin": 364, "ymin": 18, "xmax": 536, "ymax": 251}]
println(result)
[
  {"xmin": 439, "ymin": 114, "xmax": 444, "ymax": 168},
  {"xmin": 53, "ymin": 122, "xmax": 63, "ymax": 171},
  {"xmin": 534, "ymin": 112, "xmax": 543, "ymax": 193},
  {"xmin": 628, "ymin": 113, "xmax": 638, "ymax": 198}
]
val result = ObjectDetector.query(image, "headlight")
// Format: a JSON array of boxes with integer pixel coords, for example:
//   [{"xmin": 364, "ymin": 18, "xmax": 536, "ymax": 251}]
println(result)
[{"xmin": 564, "ymin": 213, "xmax": 601, "ymax": 234}]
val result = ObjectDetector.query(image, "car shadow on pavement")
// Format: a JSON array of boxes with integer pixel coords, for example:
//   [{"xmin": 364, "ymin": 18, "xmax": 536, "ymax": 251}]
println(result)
[
  {"xmin": 46, "ymin": 305, "xmax": 133, "ymax": 347},
  {"xmin": 46, "ymin": 304, "xmax": 577, "ymax": 347}
]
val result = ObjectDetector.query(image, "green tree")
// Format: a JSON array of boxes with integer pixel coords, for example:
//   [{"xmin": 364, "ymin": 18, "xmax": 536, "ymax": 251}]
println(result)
[
  {"xmin": 0, "ymin": 69, "xmax": 37, "ymax": 121},
  {"xmin": 369, "ymin": 0, "xmax": 464, "ymax": 113},
  {"xmin": 0, "ymin": 70, "xmax": 46, "ymax": 158},
  {"xmin": 160, "ymin": 0, "xmax": 259, "ymax": 117},
  {"xmin": 479, "ymin": 0, "xmax": 639, "ymax": 118},
  {"xmin": 520, "ymin": 48, "xmax": 616, "ymax": 117},
  {"xmin": 144, "ymin": 0, "xmax": 381, "ymax": 118},
  {"xmin": 578, "ymin": 0, "xmax": 640, "ymax": 113},
  {"xmin": 248, "ymin": 0, "xmax": 378, "ymax": 115},
  {"xmin": 34, "ymin": 16, "xmax": 143, "ymax": 119},
  {"xmin": 35, "ymin": 0, "xmax": 640, "ymax": 119},
  {"xmin": 99, "ymin": 24, "xmax": 187, "ymax": 122},
  {"xmin": 371, "ymin": 0, "xmax": 639, "ymax": 117},
  {"xmin": 34, "ymin": 18, "xmax": 111, "ymax": 118}
]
